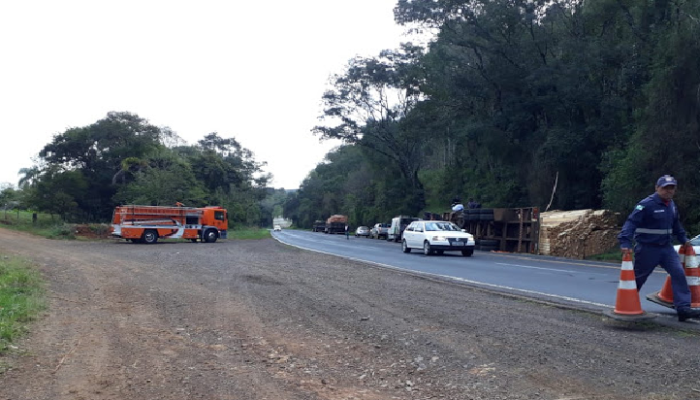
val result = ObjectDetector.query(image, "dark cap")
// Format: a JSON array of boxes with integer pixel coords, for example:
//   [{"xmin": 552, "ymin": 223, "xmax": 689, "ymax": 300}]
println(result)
[{"xmin": 656, "ymin": 175, "xmax": 677, "ymax": 187}]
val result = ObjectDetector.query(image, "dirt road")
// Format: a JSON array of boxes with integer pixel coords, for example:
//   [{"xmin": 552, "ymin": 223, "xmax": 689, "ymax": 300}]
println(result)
[{"xmin": 1, "ymin": 228, "xmax": 699, "ymax": 400}]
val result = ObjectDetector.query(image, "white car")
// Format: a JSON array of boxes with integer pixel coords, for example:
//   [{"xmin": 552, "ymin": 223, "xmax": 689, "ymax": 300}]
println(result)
[
  {"xmin": 674, "ymin": 234, "xmax": 700, "ymax": 255},
  {"xmin": 273, "ymin": 225, "xmax": 282, "ymax": 231},
  {"xmin": 401, "ymin": 220, "xmax": 475, "ymax": 257}
]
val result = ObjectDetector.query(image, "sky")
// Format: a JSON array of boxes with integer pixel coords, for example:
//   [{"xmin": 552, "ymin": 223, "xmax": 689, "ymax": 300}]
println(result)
[{"xmin": 0, "ymin": 0, "xmax": 415, "ymax": 190}]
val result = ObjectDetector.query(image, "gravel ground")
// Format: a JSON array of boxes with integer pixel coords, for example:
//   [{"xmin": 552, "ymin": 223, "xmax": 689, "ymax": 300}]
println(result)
[{"xmin": 1, "ymin": 228, "xmax": 700, "ymax": 400}]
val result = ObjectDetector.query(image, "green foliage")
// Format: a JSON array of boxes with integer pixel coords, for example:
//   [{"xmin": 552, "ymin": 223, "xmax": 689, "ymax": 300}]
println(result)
[
  {"xmin": 0, "ymin": 253, "xmax": 45, "ymax": 353},
  {"xmin": 229, "ymin": 227, "xmax": 272, "ymax": 240},
  {"xmin": 284, "ymin": 0, "xmax": 700, "ymax": 233},
  {"xmin": 46, "ymin": 224, "xmax": 76, "ymax": 240},
  {"xmin": 19, "ymin": 113, "xmax": 273, "ymax": 228}
]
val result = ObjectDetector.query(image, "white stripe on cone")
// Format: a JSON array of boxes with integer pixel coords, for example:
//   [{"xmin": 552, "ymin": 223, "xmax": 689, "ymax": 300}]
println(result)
[{"xmin": 618, "ymin": 281, "xmax": 637, "ymax": 290}]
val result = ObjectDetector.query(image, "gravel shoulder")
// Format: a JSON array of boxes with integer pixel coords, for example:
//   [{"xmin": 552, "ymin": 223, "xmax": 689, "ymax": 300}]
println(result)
[{"xmin": 1, "ymin": 228, "xmax": 699, "ymax": 400}]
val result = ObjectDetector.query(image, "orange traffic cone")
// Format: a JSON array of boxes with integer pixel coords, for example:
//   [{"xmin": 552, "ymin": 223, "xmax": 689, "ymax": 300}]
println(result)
[
  {"xmin": 683, "ymin": 245, "xmax": 700, "ymax": 307},
  {"xmin": 656, "ymin": 245, "xmax": 685, "ymax": 305},
  {"xmin": 646, "ymin": 245, "xmax": 700, "ymax": 309},
  {"xmin": 604, "ymin": 252, "xmax": 654, "ymax": 321}
]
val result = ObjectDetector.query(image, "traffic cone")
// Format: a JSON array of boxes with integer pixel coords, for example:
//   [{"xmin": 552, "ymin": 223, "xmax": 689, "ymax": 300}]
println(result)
[
  {"xmin": 683, "ymin": 245, "xmax": 700, "ymax": 308},
  {"xmin": 604, "ymin": 252, "xmax": 654, "ymax": 321},
  {"xmin": 613, "ymin": 252, "xmax": 644, "ymax": 315},
  {"xmin": 656, "ymin": 245, "xmax": 685, "ymax": 304},
  {"xmin": 646, "ymin": 245, "xmax": 700, "ymax": 309}
]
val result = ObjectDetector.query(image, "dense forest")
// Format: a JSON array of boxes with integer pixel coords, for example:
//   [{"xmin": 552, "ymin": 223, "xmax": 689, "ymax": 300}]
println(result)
[
  {"xmin": 285, "ymin": 0, "xmax": 700, "ymax": 233},
  {"xmin": 0, "ymin": 112, "xmax": 286, "ymax": 228},
  {"xmin": 2, "ymin": 0, "xmax": 699, "ymax": 234}
]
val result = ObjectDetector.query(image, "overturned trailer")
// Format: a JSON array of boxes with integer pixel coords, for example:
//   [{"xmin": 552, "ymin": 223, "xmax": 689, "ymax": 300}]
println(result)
[{"xmin": 443, "ymin": 207, "xmax": 540, "ymax": 254}]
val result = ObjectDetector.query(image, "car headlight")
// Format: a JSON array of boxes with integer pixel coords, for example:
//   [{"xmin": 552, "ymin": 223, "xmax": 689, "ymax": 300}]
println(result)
[{"xmin": 432, "ymin": 236, "xmax": 447, "ymax": 242}]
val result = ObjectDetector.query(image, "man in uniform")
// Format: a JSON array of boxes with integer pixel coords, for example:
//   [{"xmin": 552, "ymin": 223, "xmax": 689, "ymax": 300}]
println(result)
[{"xmin": 618, "ymin": 175, "xmax": 700, "ymax": 321}]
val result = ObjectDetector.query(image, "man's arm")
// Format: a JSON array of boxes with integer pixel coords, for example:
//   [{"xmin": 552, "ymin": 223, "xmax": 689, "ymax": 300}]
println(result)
[
  {"xmin": 672, "ymin": 204, "xmax": 689, "ymax": 245},
  {"xmin": 618, "ymin": 206, "xmax": 645, "ymax": 250}
]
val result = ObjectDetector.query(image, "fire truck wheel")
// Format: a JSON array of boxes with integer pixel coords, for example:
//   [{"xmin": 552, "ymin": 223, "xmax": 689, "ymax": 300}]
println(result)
[
  {"xmin": 204, "ymin": 229, "xmax": 218, "ymax": 243},
  {"xmin": 143, "ymin": 230, "xmax": 158, "ymax": 244}
]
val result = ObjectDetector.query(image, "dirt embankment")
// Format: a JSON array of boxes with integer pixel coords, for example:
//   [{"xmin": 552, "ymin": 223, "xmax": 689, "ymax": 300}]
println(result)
[{"xmin": 0, "ymin": 228, "xmax": 699, "ymax": 400}]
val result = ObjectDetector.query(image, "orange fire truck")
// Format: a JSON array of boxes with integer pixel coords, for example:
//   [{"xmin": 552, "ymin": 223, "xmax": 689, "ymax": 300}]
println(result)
[{"xmin": 110, "ymin": 205, "xmax": 228, "ymax": 244}]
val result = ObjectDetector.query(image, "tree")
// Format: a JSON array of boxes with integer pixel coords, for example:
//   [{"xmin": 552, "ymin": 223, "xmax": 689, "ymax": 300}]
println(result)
[{"xmin": 313, "ymin": 44, "xmax": 430, "ymax": 211}]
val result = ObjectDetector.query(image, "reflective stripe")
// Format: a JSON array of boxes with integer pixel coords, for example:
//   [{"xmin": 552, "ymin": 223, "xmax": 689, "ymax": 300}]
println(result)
[
  {"xmin": 686, "ymin": 256, "xmax": 699, "ymax": 269},
  {"xmin": 618, "ymin": 281, "xmax": 637, "ymax": 290},
  {"xmin": 687, "ymin": 276, "xmax": 700, "ymax": 286},
  {"xmin": 635, "ymin": 228, "xmax": 673, "ymax": 235},
  {"xmin": 621, "ymin": 261, "xmax": 634, "ymax": 271}
]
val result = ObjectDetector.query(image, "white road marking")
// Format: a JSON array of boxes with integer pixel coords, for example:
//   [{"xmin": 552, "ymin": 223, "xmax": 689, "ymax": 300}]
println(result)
[
  {"xmin": 494, "ymin": 262, "xmax": 598, "ymax": 274},
  {"xmin": 272, "ymin": 234, "xmax": 614, "ymax": 310}
]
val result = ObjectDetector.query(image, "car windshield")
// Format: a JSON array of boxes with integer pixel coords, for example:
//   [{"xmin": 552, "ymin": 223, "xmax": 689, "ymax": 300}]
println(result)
[
  {"xmin": 424, "ymin": 222, "xmax": 460, "ymax": 232},
  {"xmin": 691, "ymin": 235, "xmax": 700, "ymax": 246}
]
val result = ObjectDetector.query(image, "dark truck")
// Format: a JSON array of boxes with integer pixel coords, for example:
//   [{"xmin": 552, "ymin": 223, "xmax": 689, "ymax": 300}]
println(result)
[
  {"xmin": 312, "ymin": 220, "xmax": 326, "ymax": 232},
  {"xmin": 325, "ymin": 214, "xmax": 348, "ymax": 234}
]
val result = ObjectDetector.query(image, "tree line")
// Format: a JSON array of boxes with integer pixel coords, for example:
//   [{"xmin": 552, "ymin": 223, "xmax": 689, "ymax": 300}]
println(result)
[
  {"xmin": 1, "ymin": 111, "xmax": 286, "ymax": 228},
  {"xmin": 285, "ymin": 0, "xmax": 700, "ymax": 233}
]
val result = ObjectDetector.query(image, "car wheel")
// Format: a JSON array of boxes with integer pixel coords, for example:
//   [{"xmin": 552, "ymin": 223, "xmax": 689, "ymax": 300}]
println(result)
[
  {"xmin": 204, "ymin": 229, "xmax": 218, "ymax": 243},
  {"xmin": 402, "ymin": 240, "xmax": 411, "ymax": 253},
  {"xmin": 462, "ymin": 249, "xmax": 474, "ymax": 257},
  {"xmin": 423, "ymin": 241, "xmax": 433, "ymax": 255},
  {"xmin": 143, "ymin": 230, "xmax": 158, "ymax": 244}
]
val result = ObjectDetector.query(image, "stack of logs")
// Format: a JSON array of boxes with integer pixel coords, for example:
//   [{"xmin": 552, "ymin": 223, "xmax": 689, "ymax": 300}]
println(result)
[{"xmin": 539, "ymin": 209, "xmax": 621, "ymax": 259}]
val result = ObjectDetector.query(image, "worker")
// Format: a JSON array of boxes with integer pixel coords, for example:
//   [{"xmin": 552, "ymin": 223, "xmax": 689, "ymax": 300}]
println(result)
[
  {"xmin": 618, "ymin": 175, "xmax": 700, "ymax": 322},
  {"xmin": 345, "ymin": 224, "xmax": 349, "ymax": 240},
  {"xmin": 451, "ymin": 198, "xmax": 464, "ymax": 212},
  {"xmin": 468, "ymin": 198, "xmax": 481, "ymax": 209}
]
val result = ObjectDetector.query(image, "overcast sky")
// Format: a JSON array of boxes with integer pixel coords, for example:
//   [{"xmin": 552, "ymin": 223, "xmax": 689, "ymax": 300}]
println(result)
[{"xmin": 0, "ymin": 0, "xmax": 415, "ymax": 189}]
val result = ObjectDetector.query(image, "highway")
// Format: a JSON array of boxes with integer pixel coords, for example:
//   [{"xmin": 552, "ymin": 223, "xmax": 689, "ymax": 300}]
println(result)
[{"xmin": 272, "ymin": 229, "xmax": 677, "ymax": 317}]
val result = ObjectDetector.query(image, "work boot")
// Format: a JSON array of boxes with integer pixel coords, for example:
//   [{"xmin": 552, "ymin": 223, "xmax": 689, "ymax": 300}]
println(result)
[{"xmin": 677, "ymin": 308, "xmax": 700, "ymax": 322}]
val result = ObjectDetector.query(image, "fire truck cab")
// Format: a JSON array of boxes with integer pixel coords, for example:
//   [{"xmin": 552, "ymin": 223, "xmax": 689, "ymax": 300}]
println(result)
[{"xmin": 111, "ymin": 205, "xmax": 228, "ymax": 244}]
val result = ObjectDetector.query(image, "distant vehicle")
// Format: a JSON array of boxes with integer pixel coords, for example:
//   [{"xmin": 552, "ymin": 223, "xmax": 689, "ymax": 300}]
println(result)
[
  {"xmin": 674, "ymin": 234, "xmax": 700, "ymax": 256},
  {"xmin": 274, "ymin": 225, "xmax": 282, "ymax": 231},
  {"xmin": 110, "ymin": 204, "xmax": 228, "ymax": 244},
  {"xmin": 325, "ymin": 214, "xmax": 348, "ymax": 234},
  {"xmin": 401, "ymin": 220, "xmax": 475, "ymax": 257},
  {"xmin": 370, "ymin": 223, "xmax": 390, "ymax": 239},
  {"xmin": 312, "ymin": 220, "xmax": 326, "ymax": 232},
  {"xmin": 387, "ymin": 216, "xmax": 419, "ymax": 242},
  {"xmin": 355, "ymin": 226, "xmax": 370, "ymax": 237}
]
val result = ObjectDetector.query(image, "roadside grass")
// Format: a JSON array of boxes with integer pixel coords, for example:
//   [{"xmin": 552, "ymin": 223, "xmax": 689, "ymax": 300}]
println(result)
[
  {"xmin": 0, "ymin": 253, "xmax": 46, "ymax": 354},
  {"xmin": 0, "ymin": 210, "xmax": 111, "ymax": 241},
  {"xmin": 230, "ymin": 227, "xmax": 272, "ymax": 240},
  {"xmin": 1, "ymin": 210, "xmax": 75, "ymax": 240},
  {"xmin": 585, "ymin": 248, "xmax": 622, "ymax": 263}
]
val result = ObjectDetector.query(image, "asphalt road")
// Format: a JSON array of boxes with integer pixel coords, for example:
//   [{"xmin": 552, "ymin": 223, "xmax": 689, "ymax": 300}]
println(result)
[{"xmin": 273, "ymin": 229, "xmax": 677, "ymax": 317}]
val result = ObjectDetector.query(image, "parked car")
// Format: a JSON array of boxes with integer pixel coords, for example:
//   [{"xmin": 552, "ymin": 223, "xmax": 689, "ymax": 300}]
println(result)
[
  {"xmin": 387, "ymin": 215, "xmax": 419, "ymax": 242},
  {"xmin": 274, "ymin": 225, "xmax": 282, "ymax": 231},
  {"xmin": 355, "ymin": 226, "xmax": 371, "ymax": 237},
  {"xmin": 401, "ymin": 220, "xmax": 475, "ymax": 257},
  {"xmin": 674, "ymin": 234, "xmax": 700, "ymax": 256},
  {"xmin": 370, "ymin": 223, "xmax": 390, "ymax": 239}
]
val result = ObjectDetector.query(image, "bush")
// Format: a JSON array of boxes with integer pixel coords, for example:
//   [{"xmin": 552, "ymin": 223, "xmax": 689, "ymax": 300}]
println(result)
[{"xmin": 46, "ymin": 224, "xmax": 76, "ymax": 240}]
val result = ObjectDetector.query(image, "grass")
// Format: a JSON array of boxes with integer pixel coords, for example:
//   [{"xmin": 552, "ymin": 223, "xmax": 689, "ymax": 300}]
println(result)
[
  {"xmin": 585, "ymin": 248, "xmax": 623, "ymax": 263},
  {"xmin": 230, "ymin": 227, "xmax": 272, "ymax": 240},
  {"xmin": 0, "ymin": 210, "xmax": 77, "ymax": 240},
  {"xmin": 0, "ymin": 253, "xmax": 46, "ymax": 354}
]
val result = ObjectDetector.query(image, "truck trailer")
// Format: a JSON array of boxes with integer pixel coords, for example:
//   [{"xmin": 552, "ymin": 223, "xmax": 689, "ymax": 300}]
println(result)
[
  {"xmin": 325, "ymin": 214, "xmax": 348, "ymax": 234},
  {"xmin": 110, "ymin": 205, "xmax": 228, "ymax": 244}
]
